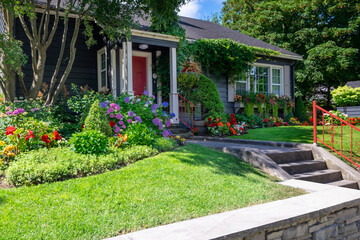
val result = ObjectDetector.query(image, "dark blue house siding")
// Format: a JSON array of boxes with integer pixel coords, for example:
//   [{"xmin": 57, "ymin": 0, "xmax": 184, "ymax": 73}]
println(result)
[{"xmin": 14, "ymin": 15, "xmax": 104, "ymax": 97}]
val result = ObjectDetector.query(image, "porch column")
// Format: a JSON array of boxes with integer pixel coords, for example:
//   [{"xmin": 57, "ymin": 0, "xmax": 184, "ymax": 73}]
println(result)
[
  {"xmin": 111, "ymin": 49, "xmax": 117, "ymax": 97},
  {"xmin": 169, "ymin": 47, "xmax": 179, "ymax": 124},
  {"xmin": 126, "ymin": 41, "xmax": 134, "ymax": 96},
  {"xmin": 156, "ymin": 50, "xmax": 162, "ymax": 105}
]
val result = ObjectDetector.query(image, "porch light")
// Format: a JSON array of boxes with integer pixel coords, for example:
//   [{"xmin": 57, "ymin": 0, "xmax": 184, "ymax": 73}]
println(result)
[{"xmin": 139, "ymin": 44, "xmax": 148, "ymax": 50}]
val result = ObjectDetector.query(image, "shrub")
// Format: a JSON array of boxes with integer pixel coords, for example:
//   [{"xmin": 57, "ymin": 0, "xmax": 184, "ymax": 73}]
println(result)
[
  {"xmin": 331, "ymin": 85, "xmax": 360, "ymax": 106},
  {"xmin": 70, "ymin": 130, "xmax": 108, "ymax": 155},
  {"xmin": 152, "ymin": 138, "xmax": 177, "ymax": 152},
  {"xmin": 5, "ymin": 146, "xmax": 158, "ymax": 186},
  {"xmin": 294, "ymin": 97, "xmax": 308, "ymax": 122},
  {"xmin": 83, "ymin": 100, "xmax": 113, "ymax": 137},
  {"xmin": 127, "ymin": 124, "xmax": 158, "ymax": 146},
  {"xmin": 193, "ymin": 74, "xmax": 224, "ymax": 117}
]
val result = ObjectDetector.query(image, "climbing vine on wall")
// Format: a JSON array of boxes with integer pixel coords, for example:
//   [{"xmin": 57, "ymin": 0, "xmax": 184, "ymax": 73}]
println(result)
[{"xmin": 191, "ymin": 39, "xmax": 280, "ymax": 82}]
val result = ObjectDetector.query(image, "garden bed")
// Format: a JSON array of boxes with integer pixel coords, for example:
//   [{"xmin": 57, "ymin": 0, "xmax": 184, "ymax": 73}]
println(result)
[{"xmin": 0, "ymin": 144, "xmax": 304, "ymax": 240}]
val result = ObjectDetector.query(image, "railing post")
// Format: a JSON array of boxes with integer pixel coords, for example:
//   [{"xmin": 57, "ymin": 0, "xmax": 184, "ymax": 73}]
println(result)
[{"xmin": 313, "ymin": 101, "xmax": 317, "ymax": 145}]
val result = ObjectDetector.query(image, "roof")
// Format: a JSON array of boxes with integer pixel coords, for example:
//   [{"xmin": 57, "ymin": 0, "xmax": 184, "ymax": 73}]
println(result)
[
  {"xmin": 137, "ymin": 16, "xmax": 302, "ymax": 60},
  {"xmin": 346, "ymin": 81, "xmax": 360, "ymax": 88}
]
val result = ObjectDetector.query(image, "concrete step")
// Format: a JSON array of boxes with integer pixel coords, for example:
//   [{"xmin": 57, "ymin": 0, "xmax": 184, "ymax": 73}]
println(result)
[
  {"xmin": 292, "ymin": 169, "xmax": 343, "ymax": 184},
  {"xmin": 278, "ymin": 160, "xmax": 327, "ymax": 175},
  {"xmin": 266, "ymin": 150, "xmax": 314, "ymax": 164},
  {"xmin": 328, "ymin": 180, "xmax": 359, "ymax": 189}
]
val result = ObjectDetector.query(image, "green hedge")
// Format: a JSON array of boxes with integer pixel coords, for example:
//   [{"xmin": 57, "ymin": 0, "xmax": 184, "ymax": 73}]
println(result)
[
  {"xmin": 331, "ymin": 85, "xmax": 360, "ymax": 106},
  {"xmin": 6, "ymin": 146, "xmax": 158, "ymax": 186}
]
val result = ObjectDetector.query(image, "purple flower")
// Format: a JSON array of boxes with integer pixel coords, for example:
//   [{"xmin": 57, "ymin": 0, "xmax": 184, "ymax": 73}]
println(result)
[
  {"xmin": 165, "ymin": 119, "xmax": 171, "ymax": 127},
  {"xmin": 100, "ymin": 102, "xmax": 107, "ymax": 108},
  {"xmin": 115, "ymin": 105, "xmax": 120, "ymax": 111},
  {"xmin": 31, "ymin": 108, "xmax": 39, "ymax": 112},
  {"xmin": 12, "ymin": 108, "xmax": 24, "ymax": 115},
  {"xmin": 118, "ymin": 121, "xmax": 124, "ymax": 125},
  {"xmin": 6, "ymin": 111, "xmax": 12, "ymax": 115},
  {"xmin": 151, "ymin": 95, "xmax": 155, "ymax": 99},
  {"xmin": 170, "ymin": 112, "xmax": 176, "ymax": 119},
  {"xmin": 151, "ymin": 104, "xmax": 159, "ymax": 111},
  {"xmin": 110, "ymin": 103, "xmax": 116, "ymax": 108},
  {"xmin": 107, "ymin": 108, "xmax": 114, "ymax": 114},
  {"xmin": 145, "ymin": 102, "xmax": 149, "ymax": 106},
  {"xmin": 124, "ymin": 97, "xmax": 130, "ymax": 103},
  {"xmin": 144, "ymin": 90, "xmax": 149, "ymax": 96},
  {"xmin": 152, "ymin": 109, "xmax": 157, "ymax": 116},
  {"xmin": 161, "ymin": 102, "xmax": 169, "ymax": 107},
  {"xmin": 127, "ymin": 119, "xmax": 132, "ymax": 124},
  {"xmin": 114, "ymin": 127, "xmax": 121, "ymax": 133},
  {"xmin": 135, "ymin": 116, "xmax": 142, "ymax": 123},
  {"xmin": 158, "ymin": 125, "xmax": 163, "ymax": 130},
  {"xmin": 105, "ymin": 100, "xmax": 110, "ymax": 104},
  {"xmin": 128, "ymin": 111, "xmax": 134, "ymax": 117},
  {"xmin": 136, "ymin": 98, "xmax": 141, "ymax": 103},
  {"xmin": 152, "ymin": 118, "xmax": 162, "ymax": 126},
  {"xmin": 162, "ymin": 111, "xmax": 167, "ymax": 117},
  {"xmin": 122, "ymin": 125, "xmax": 127, "ymax": 129},
  {"xmin": 5, "ymin": 106, "xmax": 11, "ymax": 111},
  {"xmin": 162, "ymin": 130, "xmax": 170, "ymax": 137},
  {"xmin": 116, "ymin": 113, "xmax": 124, "ymax": 120},
  {"xmin": 109, "ymin": 114, "xmax": 115, "ymax": 118}
]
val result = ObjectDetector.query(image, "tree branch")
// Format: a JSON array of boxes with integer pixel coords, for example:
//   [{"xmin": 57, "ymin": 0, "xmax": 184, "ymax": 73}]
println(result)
[
  {"xmin": 18, "ymin": 15, "xmax": 34, "ymax": 41},
  {"xmin": 44, "ymin": 0, "xmax": 61, "ymax": 48},
  {"xmin": 41, "ymin": 0, "xmax": 52, "ymax": 44}
]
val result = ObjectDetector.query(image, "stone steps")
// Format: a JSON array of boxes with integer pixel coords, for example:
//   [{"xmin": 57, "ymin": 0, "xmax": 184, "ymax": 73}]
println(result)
[
  {"xmin": 278, "ymin": 160, "xmax": 327, "ymax": 175},
  {"xmin": 328, "ymin": 180, "xmax": 359, "ymax": 189},
  {"xmin": 266, "ymin": 150, "xmax": 314, "ymax": 164}
]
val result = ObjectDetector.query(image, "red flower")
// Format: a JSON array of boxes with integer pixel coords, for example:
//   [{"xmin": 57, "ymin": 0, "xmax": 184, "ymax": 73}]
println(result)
[
  {"xmin": 6, "ymin": 126, "xmax": 16, "ymax": 136},
  {"xmin": 53, "ymin": 130, "xmax": 61, "ymax": 141},
  {"xmin": 208, "ymin": 117, "xmax": 212, "ymax": 122},
  {"xmin": 263, "ymin": 119, "xmax": 268, "ymax": 123},
  {"xmin": 284, "ymin": 122, "xmax": 289, "ymax": 126},
  {"xmin": 42, "ymin": 134, "xmax": 51, "ymax": 144},
  {"xmin": 194, "ymin": 128, "xmax": 198, "ymax": 133},
  {"xmin": 204, "ymin": 122, "xmax": 208, "ymax": 126},
  {"xmin": 216, "ymin": 118, "xmax": 220, "ymax": 122},
  {"xmin": 309, "ymin": 117, "xmax": 313, "ymax": 123},
  {"xmin": 218, "ymin": 122, "xmax": 224, "ymax": 127},
  {"xmin": 81, "ymin": 124, "xmax": 85, "ymax": 129},
  {"xmin": 275, "ymin": 123, "xmax": 280, "ymax": 127},
  {"xmin": 25, "ymin": 130, "xmax": 34, "ymax": 141},
  {"xmin": 109, "ymin": 120, "xmax": 116, "ymax": 127},
  {"xmin": 210, "ymin": 122, "xmax": 217, "ymax": 128},
  {"xmin": 227, "ymin": 122, "xmax": 231, "ymax": 128},
  {"xmin": 229, "ymin": 127, "xmax": 237, "ymax": 135}
]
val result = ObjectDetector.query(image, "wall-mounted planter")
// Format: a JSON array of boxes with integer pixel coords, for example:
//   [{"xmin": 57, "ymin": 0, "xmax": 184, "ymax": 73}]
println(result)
[{"xmin": 337, "ymin": 106, "xmax": 360, "ymax": 117}]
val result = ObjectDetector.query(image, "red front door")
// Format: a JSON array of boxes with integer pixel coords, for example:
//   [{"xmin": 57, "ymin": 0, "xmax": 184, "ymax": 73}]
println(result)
[{"xmin": 132, "ymin": 56, "xmax": 147, "ymax": 95}]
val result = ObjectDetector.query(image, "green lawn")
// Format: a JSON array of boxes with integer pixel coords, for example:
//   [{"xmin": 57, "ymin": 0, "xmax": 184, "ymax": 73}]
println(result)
[
  {"xmin": 0, "ymin": 144, "xmax": 304, "ymax": 240},
  {"xmin": 232, "ymin": 126, "xmax": 360, "ymax": 167}
]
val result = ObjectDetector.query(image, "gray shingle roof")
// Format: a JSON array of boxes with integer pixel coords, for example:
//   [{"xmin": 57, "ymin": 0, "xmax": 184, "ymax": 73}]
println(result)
[
  {"xmin": 136, "ymin": 16, "xmax": 301, "ymax": 59},
  {"xmin": 346, "ymin": 81, "xmax": 360, "ymax": 88}
]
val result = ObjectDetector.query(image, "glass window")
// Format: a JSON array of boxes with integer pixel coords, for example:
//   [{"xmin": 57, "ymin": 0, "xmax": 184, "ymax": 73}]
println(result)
[
  {"xmin": 272, "ymin": 68, "xmax": 282, "ymax": 96},
  {"xmin": 235, "ymin": 73, "xmax": 247, "ymax": 93},
  {"xmin": 249, "ymin": 66, "xmax": 269, "ymax": 94},
  {"xmin": 98, "ymin": 48, "xmax": 107, "ymax": 91}
]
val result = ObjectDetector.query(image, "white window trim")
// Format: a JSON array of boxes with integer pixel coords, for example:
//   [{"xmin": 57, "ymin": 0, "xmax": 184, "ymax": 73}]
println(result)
[
  {"xmin": 97, "ymin": 47, "xmax": 107, "ymax": 92},
  {"xmin": 232, "ymin": 64, "xmax": 284, "ymax": 97},
  {"xmin": 119, "ymin": 49, "xmax": 153, "ymax": 96}
]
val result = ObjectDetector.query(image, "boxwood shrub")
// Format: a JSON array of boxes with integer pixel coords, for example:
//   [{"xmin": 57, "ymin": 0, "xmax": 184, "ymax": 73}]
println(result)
[{"xmin": 6, "ymin": 146, "xmax": 158, "ymax": 186}]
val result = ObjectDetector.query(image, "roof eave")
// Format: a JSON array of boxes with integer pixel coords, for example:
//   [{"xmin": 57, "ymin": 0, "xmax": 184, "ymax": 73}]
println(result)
[{"xmin": 131, "ymin": 29, "xmax": 180, "ymax": 43}]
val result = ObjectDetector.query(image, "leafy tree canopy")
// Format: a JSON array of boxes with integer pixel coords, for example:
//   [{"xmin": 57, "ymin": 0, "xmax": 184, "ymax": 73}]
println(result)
[{"xmin": 221, "ymin": 0, "xmax": 360, "ymax": 105}]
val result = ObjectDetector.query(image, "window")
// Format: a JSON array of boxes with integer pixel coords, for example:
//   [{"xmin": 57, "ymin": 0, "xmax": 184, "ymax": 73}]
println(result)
[
  {"xmin": 97, "ymin": 47, "xmax": 107, "ymax": 91},
  {"xmin": 235, "ymin": 65, "xmax": 283, "ymax": 96}
]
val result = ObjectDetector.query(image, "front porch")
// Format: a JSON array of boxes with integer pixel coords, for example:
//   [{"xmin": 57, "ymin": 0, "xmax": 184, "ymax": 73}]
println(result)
[{"xmin": 98, "ymin": 30, "xmax": 180, "ymax": 124}]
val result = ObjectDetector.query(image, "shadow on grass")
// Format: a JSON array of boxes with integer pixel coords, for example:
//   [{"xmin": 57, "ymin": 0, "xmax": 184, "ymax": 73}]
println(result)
[{"xmin": 168, "ymin": 144, "xmax": 266, "ymax": 180}]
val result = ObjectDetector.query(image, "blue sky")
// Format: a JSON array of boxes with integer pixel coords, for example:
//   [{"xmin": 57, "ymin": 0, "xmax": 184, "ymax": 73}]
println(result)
[{"xmin": 179, "ymin": 0, "xmax": 224, "ymax": 20}]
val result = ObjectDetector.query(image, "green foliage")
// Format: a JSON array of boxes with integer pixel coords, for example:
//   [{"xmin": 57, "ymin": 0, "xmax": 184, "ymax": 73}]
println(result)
[
  {"xmin": 294, "ymin": 98, "xmax": 308, "ymax": 122},
  {"xmin": 127, "ymin": 124, "xmax": 158, "ymax": 146},
  {"xmin": 67, "ymin": 84, "xmax": 113, "ymax": 123},
  {"xmin": 192, "ymin": 38, "xmax": 279, "ymax": 80},
  {"xmin": 331, "ymin": 86, "xmax": 360, "ymax": 107},
  {"xmin": 5, "ymin": 145, "xmax": 158, "ymax": 186},
  {"xmin": 221, "ymin": 0, "xmax": 360, "ymax": 102},
  {"xmin": 84, "ymin": 100, "xmax": 113, "ymax": 137},
  {"xmin": 152, "ymin": 138, "xmax": 177, "ymax": 152},
  {"xmin": 235, "ymin": 114, "xmax": 264, "ymax": 128},
  {"xmin": 192, "ymin": 74, "xmax": 225, "ymax": 118},
  {"xmin": 70, "ymin": 130, "xmax": 108, "ymax": 155}
]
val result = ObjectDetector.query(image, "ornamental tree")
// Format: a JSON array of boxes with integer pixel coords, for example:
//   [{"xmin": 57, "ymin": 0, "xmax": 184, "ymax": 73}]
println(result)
[
  {"xmin": 0, "ymin": 0, "xmax": 188, "ymax": 104},
  {"xmin": 221, "ymin": 0, "xmax": 360, "ymax": 106}
]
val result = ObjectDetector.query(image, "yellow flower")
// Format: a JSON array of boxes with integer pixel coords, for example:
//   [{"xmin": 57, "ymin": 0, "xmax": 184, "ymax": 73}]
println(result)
[
  {"xmin": 181, "ymin": 138, "xmax": 185, "ymax": 142},
  {"xmin": 0, "ymin": 141, "xmax": 5, "ymax": 146},
  {"xmin": 175, "ymin": 135, "xmax": 181, "ymax": 139}
]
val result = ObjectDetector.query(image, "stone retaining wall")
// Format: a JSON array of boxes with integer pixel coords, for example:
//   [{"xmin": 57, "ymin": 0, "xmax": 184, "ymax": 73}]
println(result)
[{"xmin": 247, "ymin": 204, "xmax": 360, "ymax": 240}]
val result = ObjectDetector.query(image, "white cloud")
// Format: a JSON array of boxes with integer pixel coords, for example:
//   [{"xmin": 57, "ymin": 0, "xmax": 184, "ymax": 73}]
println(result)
[{"xmin": 179, "ymin": 0, "xmax": 202, "ymax": 18}]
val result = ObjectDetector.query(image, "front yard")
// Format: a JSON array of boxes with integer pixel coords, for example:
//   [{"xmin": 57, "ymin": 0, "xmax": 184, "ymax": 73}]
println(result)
[{"xmin": 0, "ymin": 144, "xmax": 304, "ymax": 240}]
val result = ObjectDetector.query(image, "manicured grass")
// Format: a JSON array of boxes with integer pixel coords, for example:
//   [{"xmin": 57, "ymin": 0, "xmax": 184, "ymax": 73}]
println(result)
[
  {"xmin": 0, "ymin": 144, "xmax": 304, "ymax": 240},
  {"xmin": 231, "ymin": 126, "xmax": 360, "ymax": 167}
]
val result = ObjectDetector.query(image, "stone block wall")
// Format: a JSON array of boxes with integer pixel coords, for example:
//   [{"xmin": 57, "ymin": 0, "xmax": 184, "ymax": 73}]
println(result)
[{"xmin": 235, "ymin": 204, "xmax": 360, "ymax": 240}]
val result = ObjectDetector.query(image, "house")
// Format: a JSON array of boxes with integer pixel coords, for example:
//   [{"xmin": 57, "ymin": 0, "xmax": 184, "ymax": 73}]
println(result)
[
  {"xmin": 0, "ymin": 2, "xmax": 302, "ymax": 122},
  {"xmin": 346, "ymin": 81, "xmax": 360, "ymax": 89}
]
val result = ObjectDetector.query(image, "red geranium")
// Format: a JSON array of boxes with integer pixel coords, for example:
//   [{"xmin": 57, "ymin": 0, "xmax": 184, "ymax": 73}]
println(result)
[
  {"xmin": 210, "ymin": 122, "xmax": 217, "ymax": 128},
  {"xmin": 229, "ymin": 127, "xmax": 237, "ymax": 135},
  {"xmin": 226, "ymin": 122, "xmax": 231, "ymax": 128},
  {"xmin": 218, "ymin": 122, "xmax": 224, "ymax": 127},
  {"xmin": 208, "ymin": 117, "xmax": 212, "ymax": 122},
  {"xmin": 263, "ymin": 119, "xmax": 268, "ymax": 123},
  {"xmin": 109, "ymin": 120, "xmax": 116, "ymax": 127},
  {"xmin": 25, "ymin": 130, "xmax": 34, "ymax": 141},
  {"xmin": 42, "ymin": 134, "xmax": 51, "ymax": 144},
  {"xmin": 284, "ymin": 122, "xmax": 289, "ymax": 126},
  {"xmin": 275, "ymin": 123, "xmax": 280, "ymax": 127},
  {"xmin": 194, "ymin": 128, "xmax": 198, "ymax": 133},
  {"xmin": 81, "ymin": 124, "xmax": 85, "ymax": 129},
  {"xmin": 6, "ymin": 126, "xmax": 16, "ymax": 136},
  {"xmin": 53, "ymin": 130, "xmax": 61, "ymax": 141}
]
